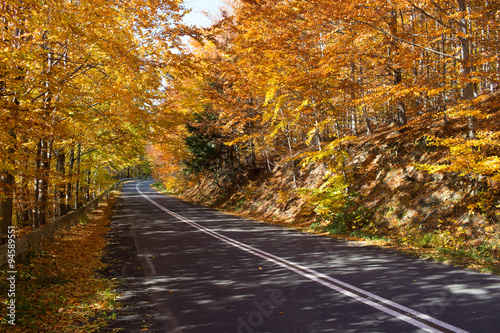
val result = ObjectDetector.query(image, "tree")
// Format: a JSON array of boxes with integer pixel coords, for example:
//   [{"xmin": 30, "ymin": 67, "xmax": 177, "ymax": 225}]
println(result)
[
  {"xmin": 153, "ymin": 0, "xmax": 500, "ymax": 221},
  {"xmin": 0, "ymin": 0, "xmax": 187, "ymax": 231}
]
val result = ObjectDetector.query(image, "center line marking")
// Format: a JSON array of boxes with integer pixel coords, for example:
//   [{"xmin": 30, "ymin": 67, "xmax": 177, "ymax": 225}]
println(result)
[{"xmin": 137, "ymin": 182, "xmax": 468, "ymax": 333}]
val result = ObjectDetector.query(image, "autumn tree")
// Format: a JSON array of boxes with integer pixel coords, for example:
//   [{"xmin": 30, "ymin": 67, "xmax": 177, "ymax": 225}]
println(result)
[
  {"xmin": 151, "ymin": 0, "xmax": 500, "ymax": 220},
  {"xmin": 0, "ymin": 0, "xmax": 187, "ymax": 233}
]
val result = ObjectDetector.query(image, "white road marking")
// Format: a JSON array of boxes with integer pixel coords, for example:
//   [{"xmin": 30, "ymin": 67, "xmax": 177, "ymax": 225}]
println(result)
[
  {"xmin": 136, "ymin": 182, "xmax": 468, "ymax": 333},
  {"xmin": 145, "ymin": 256, "xmax": 157, "ymax": 276}
]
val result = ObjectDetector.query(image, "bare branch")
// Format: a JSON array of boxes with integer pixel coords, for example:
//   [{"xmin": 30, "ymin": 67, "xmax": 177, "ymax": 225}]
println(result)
[
  {"xmin": 351, "ymin": 19, "xmax": 461, "ymax": 61},
  {"xmin": 406, "ymin": 0, "xmax": 454, "ymax": 31}
]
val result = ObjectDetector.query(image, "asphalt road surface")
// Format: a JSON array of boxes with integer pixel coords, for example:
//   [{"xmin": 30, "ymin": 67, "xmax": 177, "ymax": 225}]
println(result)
[{"xmin": 108, "ymin": 180, "xmax": 500, "ymax": 333}]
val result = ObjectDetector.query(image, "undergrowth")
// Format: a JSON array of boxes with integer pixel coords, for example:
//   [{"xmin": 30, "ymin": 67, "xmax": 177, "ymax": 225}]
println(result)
[
  {"xmin": 151, "ymin": 181, "xmax": 175, "ymax": 195},
  {"xmin": 164, "ymin": 108, "xmax": 500, "ymax": 275},
  {"xmin": 314, "ymin": 197, "xmax": 500, "ymax": 274}
]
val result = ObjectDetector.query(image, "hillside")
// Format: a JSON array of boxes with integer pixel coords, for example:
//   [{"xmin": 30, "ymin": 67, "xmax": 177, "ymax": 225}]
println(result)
[
  {"xmin": 168, "ymin": 93, "xmax": 500, "ymax": 274},
  {"xmin": 148, "ymin": 0, "xmax": 500, "ymax": 275}
]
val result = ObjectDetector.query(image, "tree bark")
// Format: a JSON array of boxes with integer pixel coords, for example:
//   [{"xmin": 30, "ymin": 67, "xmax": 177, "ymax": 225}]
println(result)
[
  {"xmin": 56, "ymin": 149, "xmax": 67, "ymax": 216},
  {"xmin": 34, "ymin": 140, "xmax": 42, "ymax": 229},
  {"xmin": 362, "ymin": 106, "xmax": 373, "ymax": 135},
  {"xmin": 66, "ymin": 148, "xmax": 75, "ymax": 211},
  {"xmin": 285, "ymin": 125, "xmax": 297, "ymax": 187},
  {"xmin": 358, "ymin": 67, "xmax": 373, "ymax": 135},
  {"xmin": 0, "ymin": 173, "xmax": 14, "ymax": 234},
  {"xmin": 0, "ymin": 128, "xmax": 15, "ymax": 234},
  {"xmin": 247, "ymin": 139, "xmax": 257, "ymax": 169},
  {"xmin": 86, "ymin": 170, "xmax": 91, "ymax": 202},
  {"xmin": 228, "ymin": 147, "xmax": 242, "ymax": 191},
  {"xmin": 393, "ymin": 68, "xmax": 408, "ymax": 127},
  {"xmin": 75, "ymin": 143, "xmax": 82, "ymax": 208},
  {"xmin": 349, "ymin": 107, "xmax": 357, "ymax": 136},
  {"xmin": 39, "ymin": 139, "xmax": 52, "ymax": 225},
  {"xmin": 457, "ymin": 0, "xmax": 477, "ymax": 138},
  {"xmin": 388, "ymin": 11, "xmax": 408, "ymax": 128}
]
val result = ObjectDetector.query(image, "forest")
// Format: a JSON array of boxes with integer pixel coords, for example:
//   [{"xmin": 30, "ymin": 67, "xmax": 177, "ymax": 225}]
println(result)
[
  {"xmin": 0, "ymin": 0, "xmax": 186, "ymax": 236},
  {"xmin": 152, "ymin": 0, "xmax": 500, "ymax": 265},
  {"xmin": 1, "ymin": 0, "xmax": 500, "ymax": 265}
]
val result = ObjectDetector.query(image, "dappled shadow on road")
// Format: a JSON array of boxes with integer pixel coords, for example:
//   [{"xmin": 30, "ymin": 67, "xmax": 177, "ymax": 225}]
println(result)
[
  {"xmin": 104, "ymin": 181, "xmax": 500, "ymax": 333},
  {"xmin": 97, "ymin": 203, "xmax": 165, "ymax": 333}
]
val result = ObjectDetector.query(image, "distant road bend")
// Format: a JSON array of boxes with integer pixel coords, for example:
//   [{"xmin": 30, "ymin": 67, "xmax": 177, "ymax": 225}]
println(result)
[{"xmin": 111, "ymin": 180, "xmax": 500, "ymax": 333}]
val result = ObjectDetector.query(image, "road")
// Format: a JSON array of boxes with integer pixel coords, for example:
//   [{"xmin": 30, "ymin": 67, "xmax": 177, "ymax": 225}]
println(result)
[{"xmin": 108, "ymin": 180, "xmax": 500, "ymax": 333}]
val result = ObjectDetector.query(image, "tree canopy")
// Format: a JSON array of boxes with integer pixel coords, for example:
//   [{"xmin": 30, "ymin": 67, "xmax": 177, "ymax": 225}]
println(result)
[
  {"xmin": 0, "ymin": 0, "xmax": 188, "ymax": 232},
  {"xmin": 152, "ymin": 0, "xmax": 500, "ymax": 220},
  {"xmin": 2, "ymin": 0, "xmax": 500, "ymax": 234}
]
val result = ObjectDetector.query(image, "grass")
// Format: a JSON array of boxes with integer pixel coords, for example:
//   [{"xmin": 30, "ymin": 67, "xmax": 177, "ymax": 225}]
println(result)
[
  {"xmin": 0, "ymin": 191, "xmax": 121, "ymax": 332},
  {"xmin": 392, "ymin": 245, "xmax": 500, "ymax": 275},
  {"xmin": 151, "ymin": 181, "xmax": 175, "ymax": 195}
]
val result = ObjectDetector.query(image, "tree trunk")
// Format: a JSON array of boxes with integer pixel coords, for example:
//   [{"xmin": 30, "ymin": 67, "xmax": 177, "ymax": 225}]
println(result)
[
  {"xmin": 387, "ymin": 11, "xmax": 408, "ymax": 128},
  {"xmin": 228, "ymin": 147, "xmax": 242, "ymax": 191},
  {"xmin": 66, "ymin": 148, "xmax": 75, "ymax": 211},
  {"xmin": 362, "ymin": 106, "xmax": 373, "ymax": 135},
  {"xmin": 358, "ymin": 67, "xmax": 374, "ymax": 135},
  {"xmin": 456, "ymin": 0, "xmax": 477, "ymax": 138},
  {"xmin": 86, "ymin": 170, "xmax": 91, "ymax": 202},
  {"xmin": 248, "ymin": 139, "xmax": 257, "ymax": 169},
  {"xmin": 19, "ymin": 171, "xmax": 30, "ymax": 224},
  {"xmin": 0, "ymin": 128, "xmax": 15, "ymax": 234},
  {"xmin": 39, "ymin": 139, "xmax": 52, "ymax": 225},
  {"xmin": 75, "ymin": 143, "xmax": 82, "ymax": 208},
  {"xmin": 34, "ymin": 140, "xmax": 42, "ymax": 229},
  {"xmin": 393, "ymin": 68, "xmax": 408, "ymax": 127},
  {"xmin": 264, "ymin": 149, "xmax": 273, "ymax": 173},
  {"xmin": 285, "ymin": 126, "xmax": 297, "ymax": 187},
  {"xmin": 0, "ymin": 173, "xmax": 14, "ymax": 234},
  {"xmin": 351, "ymin": 107, "xmax": 358, "ymax": 136},
  {"xmin": 56, "ymin": 149, "xmax": 67, "ymax": 216}
]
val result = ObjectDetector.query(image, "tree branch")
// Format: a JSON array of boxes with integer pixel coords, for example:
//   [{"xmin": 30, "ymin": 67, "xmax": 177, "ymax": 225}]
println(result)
[
  {"xmin": 406, "ymin": 0, "xmax": 454, "ymax": 31},
  {"xmin": 351, "ymin": 18, "xmax": 461, "ymax": 61}
]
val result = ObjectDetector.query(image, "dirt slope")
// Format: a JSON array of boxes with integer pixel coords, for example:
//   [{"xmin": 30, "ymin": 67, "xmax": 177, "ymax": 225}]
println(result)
[{"xmin": 176, "ymin": 93, "xmax": 500, "ymax": 273}]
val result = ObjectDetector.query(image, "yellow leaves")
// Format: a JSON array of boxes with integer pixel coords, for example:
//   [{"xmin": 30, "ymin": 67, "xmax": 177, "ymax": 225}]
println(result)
[
  {"xmin": 0, "ymin": 194, "xmax": 119, "ymax": 331},
  {"xmin": 272, "ymin": 95, "xmax": 288, "ymax": 118},
  {"xmin": 297, "ymin": 171, "xmax": 348, "ymax": 217},
  {"xmin": 269, "ymin": 119, "xmax": 287, "ymax": 138},
  {"xmin": 305, "ymin": 127, "xmax": 318, "ymax": 146},
  {"xmin": 298, "ymin": 136, "xmax": 356, "ymax": 170},
  {"xmin": 263, "ymin": 79, "xmax": 280, "ymax": 106},
  {"xmin": 225, "ymin": 133, "xmax": 259, "ymax": 146},
  {"xmin": 416, "ymin": 131, "xmax": 500, "ymax": 185}
]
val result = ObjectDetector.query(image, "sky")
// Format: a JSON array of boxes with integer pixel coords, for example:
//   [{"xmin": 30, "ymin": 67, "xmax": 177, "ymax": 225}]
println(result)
[{"xmin": 182, "ymin": 0, "xmax": 224, "ymax": 27}]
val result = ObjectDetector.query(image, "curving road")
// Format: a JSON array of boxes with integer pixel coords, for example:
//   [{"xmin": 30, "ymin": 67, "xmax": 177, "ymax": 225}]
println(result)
[{"xmin": 108, "ymin": 180, "xmax": 500, "ymax": 333}]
